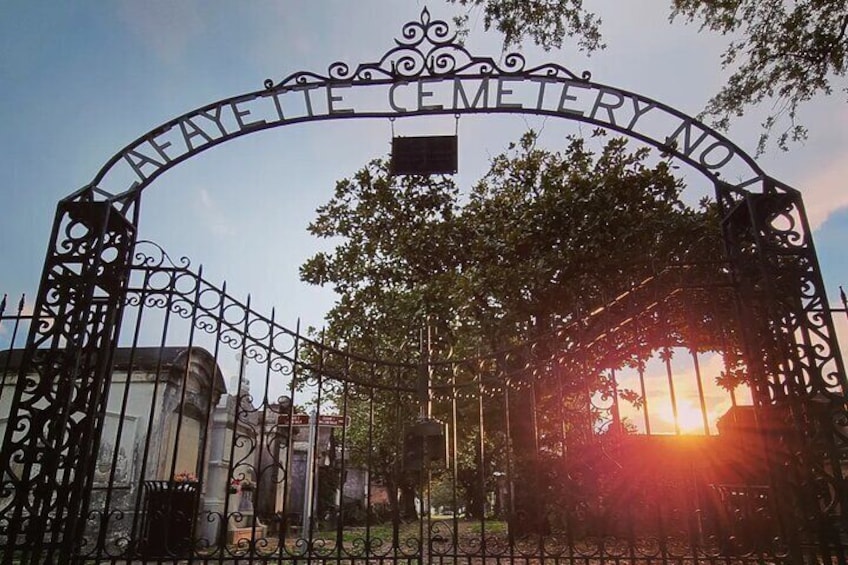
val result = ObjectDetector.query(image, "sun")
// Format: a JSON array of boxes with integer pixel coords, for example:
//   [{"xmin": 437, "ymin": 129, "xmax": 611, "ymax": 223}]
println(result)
[{"xmin": 657, "ymin": 401, "xmax": 708, "ymax": 434}]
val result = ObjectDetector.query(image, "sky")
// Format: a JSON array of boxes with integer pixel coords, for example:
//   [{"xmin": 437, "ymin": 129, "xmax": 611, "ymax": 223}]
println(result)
[{"xmin": 1, "ymin": 1, "xmax": 846, "ymax": 412}]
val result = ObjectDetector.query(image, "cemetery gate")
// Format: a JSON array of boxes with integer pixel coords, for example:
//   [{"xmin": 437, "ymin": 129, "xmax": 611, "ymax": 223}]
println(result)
[{"xmin": 1, "ymin": 9, "xmax": 847, "ymax": 565}]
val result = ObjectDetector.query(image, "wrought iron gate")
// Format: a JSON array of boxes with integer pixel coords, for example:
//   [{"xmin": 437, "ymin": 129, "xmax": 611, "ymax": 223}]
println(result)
[
  {"xmin": 1, "ymin": 229, "xmax": 846, "ymax": 564},
  {"xmin": 1, "ymin": 8, "xmax": 847, "ymax": 565}
]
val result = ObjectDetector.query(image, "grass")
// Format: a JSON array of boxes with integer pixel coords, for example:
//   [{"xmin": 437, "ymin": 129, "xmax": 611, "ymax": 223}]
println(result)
[{"xmin": 306, "ymin": 518, "xmax": 510, "ymax": 546}]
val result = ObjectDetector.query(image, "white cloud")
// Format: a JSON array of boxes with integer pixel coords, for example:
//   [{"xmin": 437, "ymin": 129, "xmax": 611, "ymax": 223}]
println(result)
[
  {"xmin": 194, "ymin": 187, "xmax": 236, "ymax": 237},
  {"xmin": 116, "ymin": 0, "xmax": 205, "ymax": 64},
  {"xmin": 800, "ymin": 156, "xmax": 848, "ymax": 230}
]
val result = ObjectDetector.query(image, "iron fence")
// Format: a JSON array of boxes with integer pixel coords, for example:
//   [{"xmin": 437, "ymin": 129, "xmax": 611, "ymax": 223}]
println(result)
[{"xmin": 2, "ymin": 241, "xmax": 846, "ymax": 563}]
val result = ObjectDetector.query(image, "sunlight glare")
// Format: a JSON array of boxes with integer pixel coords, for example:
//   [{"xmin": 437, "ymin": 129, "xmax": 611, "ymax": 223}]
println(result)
[{"xmin": 658, "ymin": 401, "xmax": 707, "ymax": 434}]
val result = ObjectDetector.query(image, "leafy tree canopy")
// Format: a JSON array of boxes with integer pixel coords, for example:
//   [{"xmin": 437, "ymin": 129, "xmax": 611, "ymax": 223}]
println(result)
[
  {"xmin": 301, "ymin": 131, "xmax": 723, "ymax": 365},
  {"xmin": 448, "ymin": 0, "xmax": 848, "ymax": 153},
  {"xmin": 301, "ymin": 132, "xmax": 731, "ymax": 523}
]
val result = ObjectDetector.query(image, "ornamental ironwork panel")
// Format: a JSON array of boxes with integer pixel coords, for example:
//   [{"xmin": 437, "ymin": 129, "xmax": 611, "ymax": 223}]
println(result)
[{"xmin": 0, "ymin": 199, "xmax": 137, "ymax": 563}]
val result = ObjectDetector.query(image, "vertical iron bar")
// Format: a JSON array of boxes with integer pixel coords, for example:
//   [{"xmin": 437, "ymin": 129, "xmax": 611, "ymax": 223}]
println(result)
[
  {"xmin": 336, "ymin": 355, "xmax": 350, "ymax": 555},
  {"xmin": 167, "ymin": 265, "xmax": 203, "ymax": 484},
  {"xmin": 366, "ymin": 376, "xmax": 375, "ymax": 556},
  {"xmin": 663, "ymin": 347, "xmax": 680, "ymax": 435},
  {"xmin": 222, "ymin": 293, "xmax": 252, "ymax": 557},
  {"xmin": 129, "ymin": 266, "xmax": 177, "ymax": 553},
  {"xmin": 477, "ymin": 376, "xmax": 486, "ymax": 559},
  {"xmin": 307, "ymin": 331, "xmax": 325, "ymax": 543},
  {"xmin": 503, "ymin": 387, "xmax": 515, "ymax": 550},
  {"xmin": 392, "ymin": 365, "xmax": 402, "ymax": 553},
  {"xmin": 0, "ymin": 295, "xmax": 25, "ymax": 407},
  {"xmin": 200, "ymin": 279, "xmax": 228, "ymax": 555},
  {"xmin": 419, "ymin": 323, "xmax": 432, "ymax": 420},
  {"xmin": 280, "ymin": 318, "xmax": 300, "ymax": 550},
  {"xmin": 638, "ymin": 360, "xmax": 651, "ymax": 435},
  {"xmin": 683, "ymin": 299, "xmax": 710, "ymax": 436},
  {"xmin": 610, "ymin": 369, "xmax": 622, "ymax": 434},
  {"xmin": 251, "ymin": 307, "xmax": 276, "ymax": 556},
  {"xmin": 718, "ymin": 325, "xmax": 738, "ymax": 407},
  {"xmin": 98, "ymin": 275, "xmax": 145, "ymax": 554},
  {"xmin": 690, "ymin": 349, "xmax": 710, "ymax": 435},
  {"xmin": 450, "ymin": 365, "xmax": 459, "ymax": 558}
]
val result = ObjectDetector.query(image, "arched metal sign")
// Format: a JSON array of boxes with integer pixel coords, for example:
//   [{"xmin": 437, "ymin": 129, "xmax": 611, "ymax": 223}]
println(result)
[
  {"xmin": 89, "ymin": 8, "xmax": 766, "ymax": 202},
  {"xmin": 1, "ymin": 8, "xmax": 846, "ymax": 564}
]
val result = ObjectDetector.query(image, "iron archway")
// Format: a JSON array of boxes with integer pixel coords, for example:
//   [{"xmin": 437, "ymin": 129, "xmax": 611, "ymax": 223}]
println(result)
[{"xmin": 1, "ymin": 8, "xmax": 846, "ymax": 564}]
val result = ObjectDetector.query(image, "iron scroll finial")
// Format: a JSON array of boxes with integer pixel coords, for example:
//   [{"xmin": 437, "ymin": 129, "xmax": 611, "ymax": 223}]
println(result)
[{"xmin": 263, "ymin": 7, "xmax": 589, "ymax": 90}]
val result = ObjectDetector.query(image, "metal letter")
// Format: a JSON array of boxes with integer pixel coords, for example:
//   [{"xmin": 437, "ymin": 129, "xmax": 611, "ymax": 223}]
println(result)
[
  {"xmin": 199, "ymin": 104, "xmax": 228, "ymax": 136},
  {"xmin": 299, "ymin": 84, "xmax": 320, "ymax": 117},
  {"xmin": 271, "ymin": 91, "xmax": 286, "ymax": 121},
  {"xmin": 147, "ymin": 129, "xmax": 174, "ymax": 163},
  {"xmin": 453, "ymin": 77, "xmax": 489, "ymax": 110},
  {"xmin": 626, "ymin": 97, "xmax": 656, "ymax": 130},
  {"xmin": 178, "ymin": 117, "xmax": 214, "ymax": 151},
  {"xmin": 123, "ymin": 149, "xmax": 164, "ymax": 181},
  {"xmin": 496, "ymin": 78, "xmax": 522, "ymax": 109},
  {"xmin": 417, "ymin": 79, "xmax": 444, "ymax": 111},
  {"xmin": 532, "ymin": 77, "xmax": 553, "ymax": 110},
  {"xmin": 589, "ymin": 88, "xmax": 625, "ymax": 126},
  {"xmin": 665, "ymin": 119, "xmax": 710, "ymax": 157},
  {"xmin": 232, "ymin": 97, "xmax": 267, "ymax": 130},
  {"xmin": 389, "ymin": 81, "xmax": 409, "ymax": 112},
  {"xmin": 698, "ymin": 140, "xmax": 735, "ymax": 170},
  {"xmin": 326, "ymin": 84, "xmax": 355, "ymax": 115},
  {"xmin": 557, "ymin": 81, "xmax": 590, "ymax": 116}
]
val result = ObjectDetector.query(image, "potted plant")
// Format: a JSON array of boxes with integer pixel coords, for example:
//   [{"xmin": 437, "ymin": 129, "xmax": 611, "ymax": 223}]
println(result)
[
  {"xmin": 141, "ymin": 472, "xmax": 200, "ymax": 557},
  {"xmin": 173, "ymin": 471, "xmax": 198, "ymax": 484}
]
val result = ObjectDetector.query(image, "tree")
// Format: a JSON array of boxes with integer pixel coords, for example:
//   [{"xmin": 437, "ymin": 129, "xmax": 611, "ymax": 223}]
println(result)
[
  {"xmin": 301, "ymin": 132, "xmax": 729, "ymax": 530},
  {"xmin": 450, "ymin": 0, "xmax": 604, "ymax": 52},
  {"xmin": 448, "ymin": 0, "xmax": 848, "ymax": 152}
]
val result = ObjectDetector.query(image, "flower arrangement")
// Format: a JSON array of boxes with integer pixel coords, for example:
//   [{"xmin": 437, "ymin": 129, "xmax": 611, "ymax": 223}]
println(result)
[
  {"xmin": 173, "ymin": 471, "xmax": 198, "ymax": 483},
  {"xmin": 229, "ymin": 477, "xmax": 255, "ymax": 493}
]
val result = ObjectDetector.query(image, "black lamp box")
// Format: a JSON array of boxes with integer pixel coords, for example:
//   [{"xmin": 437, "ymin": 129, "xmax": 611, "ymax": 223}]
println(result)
[
  {"xmin": 403, "ymin": 418, "xmax": 448, "ymax": 471},
  {"xmin": 390, "ymin": 136, "xmax": 458, "ymax": 175}
]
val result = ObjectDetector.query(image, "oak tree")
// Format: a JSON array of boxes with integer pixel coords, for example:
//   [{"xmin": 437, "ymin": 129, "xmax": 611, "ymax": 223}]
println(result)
[
  {"xmin": 301, "ymin": 132, "xmax": 727, "ymax": 526},
  {"xmin": 448, "ymin": 0, "xmax": 848, "ymax": 152}
]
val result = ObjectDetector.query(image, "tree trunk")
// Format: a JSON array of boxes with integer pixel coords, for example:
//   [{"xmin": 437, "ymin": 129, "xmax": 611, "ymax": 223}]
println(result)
[{"xmin": 399, "ymin": 478, "xmax": 418, "ymax": 521}]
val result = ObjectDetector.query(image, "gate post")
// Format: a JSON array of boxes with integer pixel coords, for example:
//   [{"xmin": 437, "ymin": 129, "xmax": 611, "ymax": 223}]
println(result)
[
  {"xmin": 0, "ymin": 192, "xmax": 137, "ymax": 564},
  {"xmin": 718, "ymin": 180, "xmax": 848, "ymax": 554}
]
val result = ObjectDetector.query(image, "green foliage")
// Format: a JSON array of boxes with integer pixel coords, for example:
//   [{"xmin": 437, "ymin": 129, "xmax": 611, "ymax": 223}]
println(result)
[
  {"xmin": 448, "ymin": 0, "xmax": 848, "ymax": 152},
  {"xmin": 670, "ymin": 0, "xmax": 848, "ymax": 153},
  {"xmin": 300, "ymin": 161, "xmax": 462, "ymax": 354},
  {"xmin": 301, "ymin": 131, "xmax": 731, "ymax": 525},
  {"xmin": 448, "ymin": 0, "xmax": 604, "ymax": 52},
  {"xmin": 301, "ymin": 131, "xmax": 719, "ymax": 354}
]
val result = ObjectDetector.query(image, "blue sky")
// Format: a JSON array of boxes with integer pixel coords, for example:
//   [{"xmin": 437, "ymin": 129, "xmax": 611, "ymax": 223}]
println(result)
[{"xmin": 1, "ymin": 0, "xmax": 846, "ymax": 340}]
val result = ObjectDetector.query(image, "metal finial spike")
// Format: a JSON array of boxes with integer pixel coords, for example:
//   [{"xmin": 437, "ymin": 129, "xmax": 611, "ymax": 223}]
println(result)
[
  {"xmin": 421, "ymin": 7, "xmax": 430, "ymax": 24},
  {"xmin": 841, "ymin": 285, "xmax": 847, "ymax": 308},
  {"xmin": 0, "ymin": 294, "xmax": 6, "ymax": 316},
  {"xmin": 18, "ymin": 294, "xmax": 25, "ymax": 314}
]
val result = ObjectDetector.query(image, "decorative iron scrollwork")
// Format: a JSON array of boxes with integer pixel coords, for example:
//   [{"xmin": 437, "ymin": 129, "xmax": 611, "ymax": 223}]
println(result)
[{"xmin": 264, "ymin": 8, "xmax": 587, "ymax": 91}]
